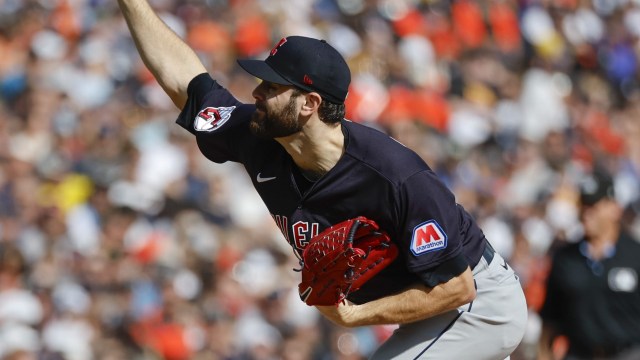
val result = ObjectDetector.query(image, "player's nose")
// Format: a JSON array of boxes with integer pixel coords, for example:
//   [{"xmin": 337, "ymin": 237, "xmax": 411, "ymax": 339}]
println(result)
[{"xmin": 252, "ymin": 82, "xmax": 266, "ymax": 101}]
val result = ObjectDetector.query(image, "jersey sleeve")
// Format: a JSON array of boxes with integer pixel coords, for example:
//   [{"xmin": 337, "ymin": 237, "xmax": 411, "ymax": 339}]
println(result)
[
  {"xmin": 398, "ymin": 170, "xmax": 470, "ymax": 287},
  {"xmin": 175, "ymin": 73, "xmax": 258, "ymax": 163}
]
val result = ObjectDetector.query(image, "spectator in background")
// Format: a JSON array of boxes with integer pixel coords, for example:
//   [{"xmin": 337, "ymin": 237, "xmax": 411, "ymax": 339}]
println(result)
[{"xmin": 538, "ymin": 169, "xmax": 640, "ymax": 360}]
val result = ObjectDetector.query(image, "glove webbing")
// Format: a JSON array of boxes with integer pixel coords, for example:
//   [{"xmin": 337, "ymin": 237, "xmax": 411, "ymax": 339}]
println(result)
[{"xmin": 312, "ymin": 220, "xmax": 362, "ymax": 267}]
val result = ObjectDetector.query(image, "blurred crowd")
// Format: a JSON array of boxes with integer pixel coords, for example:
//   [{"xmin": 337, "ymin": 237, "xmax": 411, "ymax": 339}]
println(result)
[{"xmin": 1, "ymin": 0, "xmax": 639, "ymax": 359}]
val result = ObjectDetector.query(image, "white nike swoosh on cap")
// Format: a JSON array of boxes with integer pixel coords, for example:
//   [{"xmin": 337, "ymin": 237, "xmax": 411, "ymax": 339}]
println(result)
[{"xmin": 256, "ymin": 173, "xmax": 277, "ymax": 183}]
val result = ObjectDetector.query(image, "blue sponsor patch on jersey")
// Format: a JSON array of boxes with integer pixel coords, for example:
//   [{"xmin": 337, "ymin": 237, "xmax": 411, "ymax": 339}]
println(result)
[{"xmin": 411, "ymin": 220, "xmax": 447, "ymax": 255}]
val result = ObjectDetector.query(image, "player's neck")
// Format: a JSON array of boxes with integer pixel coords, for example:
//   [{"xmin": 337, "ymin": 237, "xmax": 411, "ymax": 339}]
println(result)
[{"xmin": 277, "ymin": 120, "xmax": 344, "ymax": 177}]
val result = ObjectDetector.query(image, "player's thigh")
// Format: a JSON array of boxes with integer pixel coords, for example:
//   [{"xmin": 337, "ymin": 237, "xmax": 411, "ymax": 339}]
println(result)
[
  {"xmin": 425, "ymin": 303, "xmax": 525, "ymax": 359},
  {"xmin": 368, "ymin": 309, "xmax": 461, "ymax": 360},
  {"xmin": 426, "ymin": 270, "xmax": 528, "ymax": 359},
  {"xmin": 369, "ymin": 273, "xmax": 527, "ymax": 359},
  {"xmin": 369, "ymin": 312, "xmax": 517, "ymax": 360}
]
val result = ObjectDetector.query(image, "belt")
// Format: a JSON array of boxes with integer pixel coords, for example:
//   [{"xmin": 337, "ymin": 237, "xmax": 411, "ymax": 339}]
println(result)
[{"xmin": 482, "ymin": 240, "xmax": 495, "ymax": 265}]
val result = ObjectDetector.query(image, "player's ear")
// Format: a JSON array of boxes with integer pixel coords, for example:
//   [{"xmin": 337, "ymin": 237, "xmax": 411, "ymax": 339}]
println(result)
[{"xmin": 300, "ymin": 92, "xmax": 322, "ymax": 116}]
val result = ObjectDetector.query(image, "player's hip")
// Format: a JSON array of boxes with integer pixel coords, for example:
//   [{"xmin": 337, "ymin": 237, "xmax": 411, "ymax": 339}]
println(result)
[{"xmin": 368, "ymin": 246, "xmax": 528, "ymax": 359}]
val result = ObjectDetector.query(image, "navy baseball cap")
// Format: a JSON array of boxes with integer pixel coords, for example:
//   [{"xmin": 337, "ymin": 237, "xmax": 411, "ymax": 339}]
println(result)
[
  {"xmin": 579, "ymin": 170, "xmax": 615, "ymax": 206},
  {"xmin": 237, "ymin": 36, "xmax": 351, "ymax": 104}
]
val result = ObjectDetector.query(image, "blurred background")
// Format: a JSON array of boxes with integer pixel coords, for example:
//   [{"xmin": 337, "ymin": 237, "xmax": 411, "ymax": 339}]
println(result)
[{"xmin": 1, "ymin": 0, "xmax": 639, "ymax": 359}]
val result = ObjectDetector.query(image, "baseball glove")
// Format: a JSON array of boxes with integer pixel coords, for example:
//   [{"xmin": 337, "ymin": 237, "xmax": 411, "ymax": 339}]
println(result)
[{"xmin": 297, "ymin": 216, "xmax": 398, "ymax": 306}]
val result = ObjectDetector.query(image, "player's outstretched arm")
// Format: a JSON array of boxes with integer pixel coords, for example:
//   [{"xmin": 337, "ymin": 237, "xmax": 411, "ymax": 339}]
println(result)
[
  {"xmin": 317, "ymin": 267, "xmax": 476, "ymax": 327},
  {"xmin": 117, "ymin": 0, "xmax": 207, "ymax": 109}
]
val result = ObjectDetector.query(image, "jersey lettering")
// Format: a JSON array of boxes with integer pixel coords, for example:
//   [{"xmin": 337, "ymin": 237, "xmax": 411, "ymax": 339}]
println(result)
[
  {"xmin": 411, "ymin": 220, "xmax": 447, "ymax": 255},
  {"xmin": 310, "ymin": 222, "xmax": 319, "ymax": 241},
  {"xmin": 271, "ymin": 214, "xmax": 319, "ymax": 252},
  {"xmin": 272, "ymin": 214, "xmax": 289, "ymax": 242},
  {"xmin": 293, "ymin": 221, "xmax": 309, "ymax": 250}
]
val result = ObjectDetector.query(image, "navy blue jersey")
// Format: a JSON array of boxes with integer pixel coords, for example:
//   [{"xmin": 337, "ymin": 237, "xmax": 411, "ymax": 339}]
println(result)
[{"xmin": 176, "ymin": 73, "xmax": 487, "ymax": 304}]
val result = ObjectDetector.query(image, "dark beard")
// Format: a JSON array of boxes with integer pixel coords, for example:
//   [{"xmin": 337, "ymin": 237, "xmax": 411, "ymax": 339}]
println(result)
[{"xmin": 249, "ymin": 95, "xmax": 302, "ymax": 139}]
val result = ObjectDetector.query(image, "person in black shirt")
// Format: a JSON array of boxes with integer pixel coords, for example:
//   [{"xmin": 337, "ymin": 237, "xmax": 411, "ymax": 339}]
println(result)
[
  {"xmin": 539, "ymin": 170, "xmax": 640, "ymax": 360},
  {"xmin": 116, "ymin": 1, "xmax": 528, "ymax": 358}
]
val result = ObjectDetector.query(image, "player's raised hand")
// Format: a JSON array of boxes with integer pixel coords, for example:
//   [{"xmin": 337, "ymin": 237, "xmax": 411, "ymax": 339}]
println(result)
[{"xmin": 117, "ymin": 0, "xmax": 207, "ymax": 109}]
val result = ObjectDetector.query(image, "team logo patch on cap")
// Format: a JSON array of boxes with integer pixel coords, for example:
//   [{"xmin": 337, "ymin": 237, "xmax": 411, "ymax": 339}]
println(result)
[
  {"xmin": 194, "ymin": 106, "xmax": 236, "ymax": 132},
  {"xmin": 270, "ymin": 38, "xmax": 287, "ymax": 56},
  {"xmin": 411, "ymin": 220, "xmax": 447, "ymax": 255}
]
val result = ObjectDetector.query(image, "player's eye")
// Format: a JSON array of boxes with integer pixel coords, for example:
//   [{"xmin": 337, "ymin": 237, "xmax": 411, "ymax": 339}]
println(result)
[
  {"xmin": 259, "ymin": 81, "xmax": 289, "ymax": 96},
  {"xmin": 263, "ymin": 81, "xmax": 278, "ymax": 91}
]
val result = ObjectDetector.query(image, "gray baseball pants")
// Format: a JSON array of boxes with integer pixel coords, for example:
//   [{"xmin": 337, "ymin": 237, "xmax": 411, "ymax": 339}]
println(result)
[{"xmin": 369, "ymin": 246, "xmax": 528, "ymax": 360}]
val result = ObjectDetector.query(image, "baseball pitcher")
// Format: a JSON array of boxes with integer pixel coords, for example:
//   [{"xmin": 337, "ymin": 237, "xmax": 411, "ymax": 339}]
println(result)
[{"xmin": 117, "ymin": 1, "xmax": 528, "ymax": 358}]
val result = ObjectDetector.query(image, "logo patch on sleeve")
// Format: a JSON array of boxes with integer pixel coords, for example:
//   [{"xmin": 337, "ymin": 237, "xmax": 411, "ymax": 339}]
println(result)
[
  {"xmin": 194, "ymin": 106, "xmax": 236, "ymax": 132},
  {"xmin": 411, "ymin": 220, "xmax": 447, "ymax": 255}
]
